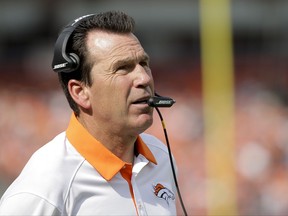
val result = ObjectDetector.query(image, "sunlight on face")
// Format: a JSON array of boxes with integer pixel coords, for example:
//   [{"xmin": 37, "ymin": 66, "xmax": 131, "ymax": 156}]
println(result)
[{"xmin": 93, "ymin": 37, "xmax": 113, "ymax": 51}]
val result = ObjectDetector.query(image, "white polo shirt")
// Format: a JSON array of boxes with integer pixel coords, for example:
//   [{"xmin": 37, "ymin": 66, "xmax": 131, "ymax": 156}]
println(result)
[{"xmin": 0, "ymin": 114, "xmax": 177, "ymax": 215}]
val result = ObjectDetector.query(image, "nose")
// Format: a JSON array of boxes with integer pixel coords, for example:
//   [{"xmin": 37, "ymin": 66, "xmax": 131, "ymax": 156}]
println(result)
[{"xmin": 133, "ymin": 64, "xmax": 153, "ymax": 88}]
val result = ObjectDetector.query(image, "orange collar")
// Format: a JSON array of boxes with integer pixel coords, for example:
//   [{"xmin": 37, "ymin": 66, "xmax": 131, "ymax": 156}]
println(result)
[{"xmin": 66, "ymin": 114, "xmax": 157, "ymax": 181}]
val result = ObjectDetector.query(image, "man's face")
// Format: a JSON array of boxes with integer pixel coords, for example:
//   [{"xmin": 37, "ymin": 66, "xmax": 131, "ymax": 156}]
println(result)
[{"xmin": 84, "ymin": 30, "xmax": 154, "ymax": 136}]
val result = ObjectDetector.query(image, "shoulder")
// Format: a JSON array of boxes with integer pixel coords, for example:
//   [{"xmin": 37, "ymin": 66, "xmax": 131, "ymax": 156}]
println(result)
[
  {"xmin": 0, "ymin": 132, "xmax": 85, "ymax": 213},
  {"xmin": 0, "ymin": 193, "xmax": 61, "ymax": 215},
  {"xmin": 140, "ymin": 133, "xmax": 169, "ymax": 155},
  {"xmin": 139, "ymin": 133, "xmax": 177, "ymax": 168},
  {"xmin": 20, "ymin": 132, "xmax": 81, "ymax": 177}
]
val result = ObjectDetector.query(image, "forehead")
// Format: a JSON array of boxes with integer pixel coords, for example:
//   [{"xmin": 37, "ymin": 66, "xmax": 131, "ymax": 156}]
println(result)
[{"xmin": 86, "ymin": 30, "xmax": 147, "ymax": 63}]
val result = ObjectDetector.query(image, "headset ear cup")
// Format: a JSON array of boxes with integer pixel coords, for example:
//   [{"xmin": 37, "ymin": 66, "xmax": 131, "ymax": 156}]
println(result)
[{"xmin": 68, "ymin": 53, "xmax": 80, "ymax": 71}]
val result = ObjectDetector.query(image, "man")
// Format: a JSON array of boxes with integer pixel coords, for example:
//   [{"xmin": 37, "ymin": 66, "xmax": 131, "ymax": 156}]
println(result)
[{"xmin": 0, "ymin": 11, "xmax": 177, "ymax": 215}]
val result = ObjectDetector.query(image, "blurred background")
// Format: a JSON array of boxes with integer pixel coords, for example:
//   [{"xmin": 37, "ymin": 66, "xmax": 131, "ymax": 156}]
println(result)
[{"xmin": 0, "ymin": 0, "xmax": 288, "ymax": 215}]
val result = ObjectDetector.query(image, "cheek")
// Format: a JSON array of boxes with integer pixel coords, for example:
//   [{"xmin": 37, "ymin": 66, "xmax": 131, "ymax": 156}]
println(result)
[
  {"xmin": 89, "ymin": 73, "xmax": 132, "ymax": 109},
  {"xmin": 89, "ymin": 82, "xmax": 123, "ymax": 111}
]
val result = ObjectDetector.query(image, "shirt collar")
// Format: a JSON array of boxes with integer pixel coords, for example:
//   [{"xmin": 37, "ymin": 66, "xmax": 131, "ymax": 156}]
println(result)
[{"xmin": 66, "ymin": 113, "xmax": 157, "ymax": 181}]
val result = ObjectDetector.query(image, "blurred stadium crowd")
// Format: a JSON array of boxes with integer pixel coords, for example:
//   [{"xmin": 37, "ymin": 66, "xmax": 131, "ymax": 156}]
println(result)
[
  {"xmin": 0, "ymin": 0, "xmax": 288, "ymax": 215},
  {"xmin": 1, "ymin": 63, "xmax": 288, "ymax": 215}
]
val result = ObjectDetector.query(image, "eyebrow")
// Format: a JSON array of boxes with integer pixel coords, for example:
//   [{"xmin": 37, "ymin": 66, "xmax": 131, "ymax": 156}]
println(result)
[{"xmin": 113, "ymin": 53, "xmax": 150, "ymax": 68}]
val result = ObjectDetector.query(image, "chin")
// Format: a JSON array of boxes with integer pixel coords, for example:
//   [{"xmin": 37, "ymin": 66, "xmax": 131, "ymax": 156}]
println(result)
[
  {"xmin": 141, "ymin": 118, "xmax": 154, "ymax": 132},
  {"xmin": 134, "ymin": 117, "xmax": 153, "ymax": 134}
]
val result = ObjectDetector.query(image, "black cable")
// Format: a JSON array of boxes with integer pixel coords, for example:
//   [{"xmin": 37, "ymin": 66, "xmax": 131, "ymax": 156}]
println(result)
[{"xmin": 155, "ymin": 107, "xmax": 188, "ymax": 216}]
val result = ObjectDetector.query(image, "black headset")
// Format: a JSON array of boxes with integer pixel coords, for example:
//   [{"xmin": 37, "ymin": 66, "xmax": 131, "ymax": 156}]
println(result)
[{"xmin": 52, "ymin": 14, "xmax": 95, "ymax": 73}]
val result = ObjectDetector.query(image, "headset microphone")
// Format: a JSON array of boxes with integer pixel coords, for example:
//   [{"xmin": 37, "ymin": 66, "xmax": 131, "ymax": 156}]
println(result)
[{"xmin": 147, "ymin": 93, "xmax": 176, "ymax": 108}]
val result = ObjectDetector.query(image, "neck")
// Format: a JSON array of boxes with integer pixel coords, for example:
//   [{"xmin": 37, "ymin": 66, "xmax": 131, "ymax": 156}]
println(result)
[
  {"xmin": 107, "ymin": 136, "xmax": 136, "ymax": 164},
  {"xmin": 77, "ymin": 114, "xmax": 136, "ymax": 164}
]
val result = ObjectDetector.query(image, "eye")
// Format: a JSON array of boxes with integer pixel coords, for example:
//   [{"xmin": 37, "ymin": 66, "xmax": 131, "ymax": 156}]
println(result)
[
  {"xmin": 116, "ymin": 64, "xmax": 134, "ymax": 73},
  {"xmin": 117, "ymin": 65, "xmax": 127, "ymax": 71},
  {"xmin": 140, "ymin": 60, "xmax": 149, "ymax": 68}
]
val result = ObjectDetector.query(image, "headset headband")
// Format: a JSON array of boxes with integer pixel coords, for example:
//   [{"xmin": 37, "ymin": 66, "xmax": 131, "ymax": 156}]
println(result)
[{"xmin": 52, "ymin": 14, "xmax": 95, "ymax": 73}]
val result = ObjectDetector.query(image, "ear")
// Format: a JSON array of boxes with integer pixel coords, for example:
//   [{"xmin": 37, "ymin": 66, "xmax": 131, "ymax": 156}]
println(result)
[{"xmin": 68, "ymin": 79, "xmax": 91, "ymax": 110}]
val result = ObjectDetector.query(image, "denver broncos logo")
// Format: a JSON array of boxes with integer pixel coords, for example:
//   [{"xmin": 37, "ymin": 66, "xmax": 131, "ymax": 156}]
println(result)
[{"xmin": 153, "ymin": 183, "xmax": 175, "ymax": 205}]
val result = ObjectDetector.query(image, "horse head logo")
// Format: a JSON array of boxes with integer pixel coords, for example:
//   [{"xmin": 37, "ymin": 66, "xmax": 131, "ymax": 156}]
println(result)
[{"xmin": 153, "ymin": 183, "xmax": 175, "ymax": 205}]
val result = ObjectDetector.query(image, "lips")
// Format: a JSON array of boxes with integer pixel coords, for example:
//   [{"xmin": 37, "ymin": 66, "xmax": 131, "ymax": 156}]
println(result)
[{"xmin": 132, "ymin": 96, "xmax": 151, "ymax": 105}]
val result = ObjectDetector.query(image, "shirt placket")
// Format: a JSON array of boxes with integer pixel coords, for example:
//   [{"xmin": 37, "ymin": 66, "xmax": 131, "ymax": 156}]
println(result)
[{"xmin": 131, "ymin": 155, "xmax": 150, "ymax": 216}]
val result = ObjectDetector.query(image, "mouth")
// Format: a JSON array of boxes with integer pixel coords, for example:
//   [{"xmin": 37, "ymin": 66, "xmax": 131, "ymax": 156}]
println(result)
[{"xmin": 131, "ymin": 96, "xmax": 151, "ymax": 105}]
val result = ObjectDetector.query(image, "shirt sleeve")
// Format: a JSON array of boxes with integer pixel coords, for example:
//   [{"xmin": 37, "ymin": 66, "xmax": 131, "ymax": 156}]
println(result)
[{"xmin": 0, "ymin": 193, "xmax": 61, "ymax": 216}]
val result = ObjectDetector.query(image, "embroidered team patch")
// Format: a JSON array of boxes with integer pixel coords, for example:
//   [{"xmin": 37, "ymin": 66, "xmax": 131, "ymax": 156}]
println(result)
[{"xmin": 153, "ymin": 183, "xmax": 175, "ymax": 205}]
